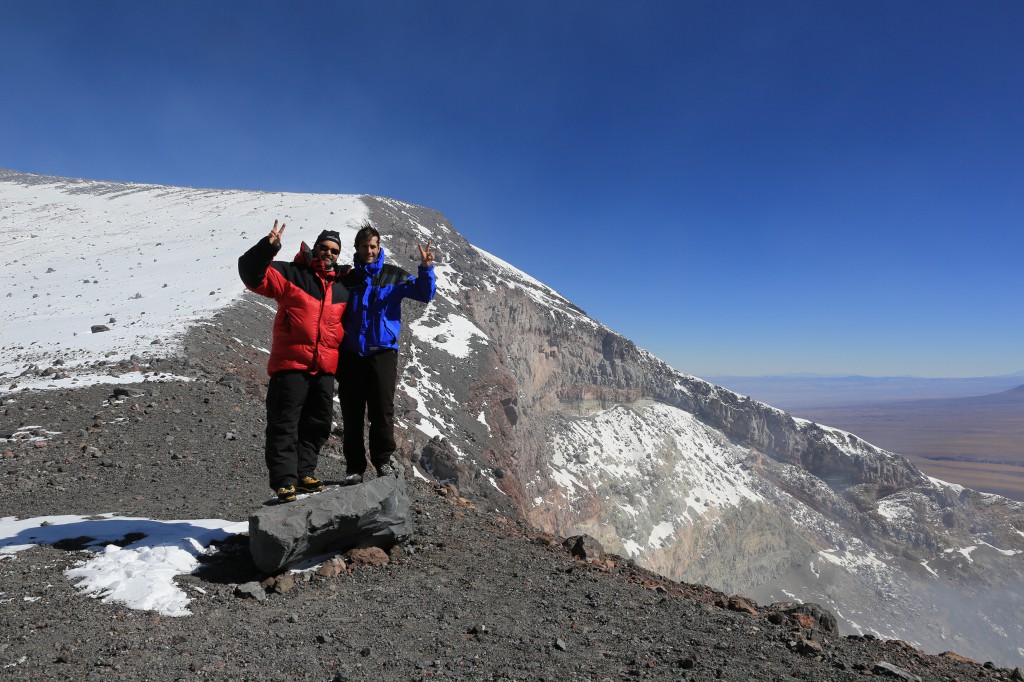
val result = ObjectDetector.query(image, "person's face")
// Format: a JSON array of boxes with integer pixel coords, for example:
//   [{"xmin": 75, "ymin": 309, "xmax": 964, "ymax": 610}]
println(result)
[
  {"xmin": 315, "ymin": 241, "xmax": 341, "ymax": 268},
  {"xmin": 356, "ymin": 236, "xmax": 380, "ymax": 265}
]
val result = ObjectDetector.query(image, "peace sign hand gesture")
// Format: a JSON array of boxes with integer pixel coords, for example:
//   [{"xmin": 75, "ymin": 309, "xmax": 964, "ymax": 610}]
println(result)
[
  {"xmin": 268, "ymin": 220, "xmax": 286, "ymax": 248},
  {"xmin": 418, "ymin": 240, "xmax": 435, "ymax": 267}
]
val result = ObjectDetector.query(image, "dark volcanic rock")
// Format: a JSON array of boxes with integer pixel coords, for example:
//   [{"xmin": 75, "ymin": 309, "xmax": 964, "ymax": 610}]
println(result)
[
  {"xmin": 562, "ymin": 533, "xmax": 606, "ymax": 563},
  {"xmin": 249, "ymin": 469, "xmax": 411, "ymax": 574}
]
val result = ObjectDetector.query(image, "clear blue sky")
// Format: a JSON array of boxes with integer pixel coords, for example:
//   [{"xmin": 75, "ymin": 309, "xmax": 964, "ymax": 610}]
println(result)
[{"xmin": 2, "ymin": 1, "xmax": 1021, "ymax": 377}]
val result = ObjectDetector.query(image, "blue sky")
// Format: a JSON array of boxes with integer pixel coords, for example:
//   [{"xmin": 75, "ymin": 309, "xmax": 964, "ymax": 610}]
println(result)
[{"xmin": 2, "ymin": 1, "xmax": 1022, "ymax": 377}]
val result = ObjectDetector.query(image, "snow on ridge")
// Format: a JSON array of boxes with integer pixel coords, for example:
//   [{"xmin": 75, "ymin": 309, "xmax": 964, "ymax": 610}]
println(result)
[
  {"xmin": 944, "ymin": 546, "xmax": 978, "ymax": 563},
  {"xmin": 410, "ymin": 310, "xmax": 489, "ymax": 359},
  {"xmin": 928, "ymin": 476, "xmax": 965, "ymax": 493},
  {"xmin": 874, "ymin": 490, "xmax": 937, "ymax": 526},
  {"xmin": 432, "ymin": 264, "xmax": 462, "ymax": 303},
  {"xmin": 817, "ymin": 539, "xmax": 889, "ymax": 573},
  {"xmin": 471, "ymin": 245, "xmax": 597, "ymax": 327},
  {"xmin": 648, "ymin": 521, "xmax": 676, "ymax": 548},
  {"xmin": 545, "ymin": 400, "xmax": 765, "ymax": 554},
  {"xmin": 472, "ymin": 245, "xmax": 561, "ymax": 292},
  {"xmin": 1, "ymin": 173, "xmax": 369, "ymax": 382},
  {"xmin": 975, "ymin": 540, "xmax": 1022, "ymax": 557},
  {"xmin": 397, "ymin": 342, "xmax": 458, "ymax": 440}
]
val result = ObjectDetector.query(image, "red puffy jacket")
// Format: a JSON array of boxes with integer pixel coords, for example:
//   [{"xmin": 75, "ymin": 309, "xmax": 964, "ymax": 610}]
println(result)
[{"xmin": 238, "ymin": 237, "xmax": 348, "ymax": 375}]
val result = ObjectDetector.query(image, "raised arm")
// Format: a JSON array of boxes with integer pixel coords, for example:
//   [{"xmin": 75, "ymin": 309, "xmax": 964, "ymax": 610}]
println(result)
[
  {"xmin": 238, "ymin": 220, "xmax": 287, "ymax": 293},
  {"xmin": 406, "ymin": 240, "xmax": 436, "ymax": 303},
  {"xmin": 418, "ymin": 240, "xmax": 434, "ymax": 267},
  {"xmin": 269, "ymin": 220, "xmax": 286, "ymax": 248}
]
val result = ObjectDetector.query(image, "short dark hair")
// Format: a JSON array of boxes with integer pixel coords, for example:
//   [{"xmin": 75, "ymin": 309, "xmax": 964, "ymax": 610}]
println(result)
[{"xmin": 354, "ymin": 222, "xmax": 380, "ymax": 248}]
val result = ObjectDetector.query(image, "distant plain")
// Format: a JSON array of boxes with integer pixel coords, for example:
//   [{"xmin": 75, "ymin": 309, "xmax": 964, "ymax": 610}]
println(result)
[{"xmin": 709, "ymin": 375, "xmax": 1024, "ymax": 502}]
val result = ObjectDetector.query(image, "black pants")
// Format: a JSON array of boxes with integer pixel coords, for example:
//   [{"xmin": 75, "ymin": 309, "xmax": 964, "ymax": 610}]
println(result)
[
  {"xmin": 264, "ymin": 370, "xmax": 335, "ymax": 489},
  {"xmin": 338, "ymin": 350, "xmax": 399, "ymax": 474}
]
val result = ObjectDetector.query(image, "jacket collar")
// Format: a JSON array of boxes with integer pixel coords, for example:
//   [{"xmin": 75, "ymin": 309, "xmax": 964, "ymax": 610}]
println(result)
[{"xmin": 353, "ymin": 246, "xmax": 386, "ymax": 279}]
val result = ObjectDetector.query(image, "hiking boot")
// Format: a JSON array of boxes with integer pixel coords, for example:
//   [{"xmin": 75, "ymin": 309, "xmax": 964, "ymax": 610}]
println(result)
[
  {"xmin": 276, "ymin": 484, "xmax": 297, "ymax": 503},
  {"xmin": 342, "ymin": 473, "xmax": 363, "ymax": 486},
  {"xmin": 376, "ymin": 463, "xmax": 395, "ymax": 477},
  {"xmin": 296, "ymin": 475, "xmax": 324, "ymax": 493}
]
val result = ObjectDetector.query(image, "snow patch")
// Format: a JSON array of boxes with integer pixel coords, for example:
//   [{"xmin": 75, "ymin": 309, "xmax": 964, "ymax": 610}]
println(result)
[
  {"xmin": 410, "ymin": 312, "xmax": 488, "ymax": 358},
  {"xmin": 0, "ymin": 514, "xmax": 246, "ymax": 617},
  {"xmin": 1, "ymin": 371, "xmax": 192, "ymax": 395}
]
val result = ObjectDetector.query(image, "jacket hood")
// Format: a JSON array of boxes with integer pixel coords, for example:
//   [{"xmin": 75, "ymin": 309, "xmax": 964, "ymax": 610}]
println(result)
[{"xmin": 295, "ymin": 241, "xmax": 338, "ymax": 278}]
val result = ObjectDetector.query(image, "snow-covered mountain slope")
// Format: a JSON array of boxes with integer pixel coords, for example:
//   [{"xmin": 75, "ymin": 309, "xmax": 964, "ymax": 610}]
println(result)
[
  {"xmin": 1, "ymin": 169, "xmax": 367, "ymax": 384},
  {"xmin": 2, "ymin": 169, "xmax": 1022, "ymax": 668}
]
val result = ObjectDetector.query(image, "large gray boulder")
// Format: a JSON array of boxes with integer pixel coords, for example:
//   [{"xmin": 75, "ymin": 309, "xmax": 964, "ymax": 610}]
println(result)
[{"xmin": 248, "ymin": 469, "xmax": 411, "ymax": 574}]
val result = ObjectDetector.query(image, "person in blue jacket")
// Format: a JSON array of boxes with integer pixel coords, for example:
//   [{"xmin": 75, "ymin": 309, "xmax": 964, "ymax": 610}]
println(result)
[{"xmin": 338, "ymin": 222, "xmax": 436, "ymax": 483}]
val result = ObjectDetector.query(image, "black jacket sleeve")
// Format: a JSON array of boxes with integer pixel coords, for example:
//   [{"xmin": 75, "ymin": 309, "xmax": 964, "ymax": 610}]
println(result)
[{"xmin": 238, "ymin": 237, "xmax": 281, "ymax": 290}]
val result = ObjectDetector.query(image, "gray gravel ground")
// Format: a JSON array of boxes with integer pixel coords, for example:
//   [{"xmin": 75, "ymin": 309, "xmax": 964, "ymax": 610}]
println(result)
[{"xmin": 2, "ymin": 319, "xmax": 1021, "ymax": 681}]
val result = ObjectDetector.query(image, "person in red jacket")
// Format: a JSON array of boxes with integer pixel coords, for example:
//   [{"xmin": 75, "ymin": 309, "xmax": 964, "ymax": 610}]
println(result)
[{"xmin": 238, "ymin": 220, "xmax": 348, "ymax": 502}]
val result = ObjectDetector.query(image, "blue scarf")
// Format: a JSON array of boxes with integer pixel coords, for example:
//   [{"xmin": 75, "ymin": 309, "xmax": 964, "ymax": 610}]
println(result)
[{"xmin": 352, "ymin": 247, "xmax": 386, "ymax": 308}]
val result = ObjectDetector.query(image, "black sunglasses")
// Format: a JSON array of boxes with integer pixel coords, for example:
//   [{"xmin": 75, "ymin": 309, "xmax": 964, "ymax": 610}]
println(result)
[{"xmin": 316, "ymin": 244, "xmax": 341, "ymax": 255}]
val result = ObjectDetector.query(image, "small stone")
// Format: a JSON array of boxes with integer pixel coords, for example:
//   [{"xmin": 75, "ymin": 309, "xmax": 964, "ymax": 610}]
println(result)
[
  {"xmin": 725, "ymin": 595, "xmax": 759, "ymax": 616},
  {"xmin": 554, "ymin": 638, "xmax": 567, "ymax": 651},
  {"xmin": 347, "ymin": 547, "xmax": 389, "ymax": 568},
  {"xmin": 316, "ymin": 557, "xmax": 345, "ymax": 577},
  {"xmin": 234, "ymin": 582, "xmax": 267, "ymax": 602},
  {"xmin": 562, "ymin": 534, "xmax": 605, "ymax": 563},
  {"xmin": 872, "ymin": 661, "xmax": 921, "ymax": 681},
  {"xmin": 274, "ymin": 574, "xmax": 296, "ymax": 593},
  {"xmin": 796, "ymin": 639, "xmax": 823, "ymax": 657}
]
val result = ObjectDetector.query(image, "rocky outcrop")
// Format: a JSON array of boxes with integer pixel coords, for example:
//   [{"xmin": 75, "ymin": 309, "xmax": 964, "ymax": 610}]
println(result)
[{"xmin": 248, "ymin": 470, "xmax": 411, "ymax": 574}]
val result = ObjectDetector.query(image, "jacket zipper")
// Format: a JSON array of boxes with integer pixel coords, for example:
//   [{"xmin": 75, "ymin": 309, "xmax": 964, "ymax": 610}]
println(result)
[{"xmin": 311, "ymin": 274, "xmax": 327, "ymax": 371}]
